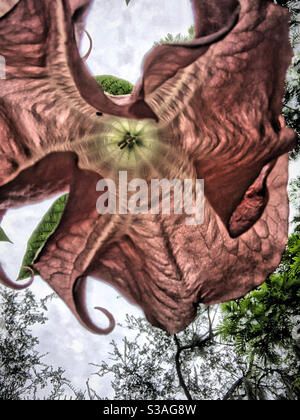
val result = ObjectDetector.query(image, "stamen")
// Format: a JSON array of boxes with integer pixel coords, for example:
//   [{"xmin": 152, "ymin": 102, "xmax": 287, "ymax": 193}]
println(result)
[{"xmin": 118, "ymin": 134, "xmax": 137, "ymax": 150}]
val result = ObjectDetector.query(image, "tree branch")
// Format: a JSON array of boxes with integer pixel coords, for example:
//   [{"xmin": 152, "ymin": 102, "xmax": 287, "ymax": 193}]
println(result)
[
  {"xmin": 173, "ymin": 335, "xmax": 193, "ymax": 400},
  {"xmin": 222, "ymin": 377, "xmax": 244, "ymax": 400},
  {"xmin": 283, "ymin": 104, "xmax": 299, "ymax": 112},
  {"xmin": 207, "ymin": 307, "xmax": 213, "ymax": 338}
]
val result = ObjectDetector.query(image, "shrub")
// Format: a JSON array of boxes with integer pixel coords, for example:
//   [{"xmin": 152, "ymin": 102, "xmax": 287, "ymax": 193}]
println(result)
[{"xmin": 95, "ymin": 75, "xmax": 133, "ymax": 95}]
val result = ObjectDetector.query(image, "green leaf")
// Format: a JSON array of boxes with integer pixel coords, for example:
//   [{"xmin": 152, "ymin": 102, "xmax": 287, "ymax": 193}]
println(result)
[
  {"xmin": 17, "ymin": 194, "xmax": 69, "ymax": 280},
  {"xmin": 126, "ymin": 0, "xmax": 131, "ymax": 5},
  {"xmin": 0, "ymin": 226, "xmax": 12, "ymax": 243}
]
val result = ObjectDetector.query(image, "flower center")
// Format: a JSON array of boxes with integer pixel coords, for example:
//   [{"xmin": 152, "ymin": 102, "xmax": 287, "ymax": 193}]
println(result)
[
  {"xmin": 118, "ymin": 133, "xmax": 140, "ymax": 150},
  {"xmin": 73, "ymin": 116, "xmax": 168, "ymax": 180},
  {"xmin": 99, "ymin": 117, "xmax": 161, "ymax": 175}
]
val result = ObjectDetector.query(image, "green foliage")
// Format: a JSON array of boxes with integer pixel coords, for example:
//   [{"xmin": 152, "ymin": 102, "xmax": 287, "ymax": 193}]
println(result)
[
  {"xmin": 91, "ymin": 315, "xmax": 179, "ymax": 400},
  {"xmin": 289, "ymin": 175, "xmax": 300, "ymax": 232},
  {"xmin": 293, "ymin": 214, "xmax": 300, "ymax": 234},
  {"xmin": 0, "ymin": 288, "xmax": 70, "ymax": 399},
  {"xmin": 95, "ymin": 75, "xmax": 133, "ymax": 96},
  {"xmin": 289, "ymin": 175, "xmax": 300, "ymax": 207},
  {"xmin": 0, "ymin": 226, "xmax": 12, "ymax": 243},
  {"xmin": 283, "ymin": 56, "xmax": 300, "ymax": 160},
  {"xmin": 153, "ymin": 25, "xmax": 195, "ymax": 47},
  {"xmin": 88, "ymin": 307, "xmax": 249, "ymax": 400},
  {"xmin": 17, "ymin": 194, "xmax": 69, "ymax": 280},
  {"xmin": 88, "ymin": 302, "xmax": 300, "ymax": 400},
  {"xmin": 219, "ymin": 279, "xmax": 299, "ymax": 362},
  {"xmin": 218, "ymin": 233, "xmax": 300, "ymax": 362},
  {"xmin": 125, "ymin": 0, "xmax": 131, "ymax": 5},
  {"xmin": 280, "ymin": 233, "xmax": 300, "ymax": 274}
]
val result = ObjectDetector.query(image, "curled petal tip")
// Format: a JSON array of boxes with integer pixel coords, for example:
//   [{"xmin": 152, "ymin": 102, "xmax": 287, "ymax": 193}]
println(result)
[
  {"xmin": 22, "ymin": 266, "xmax": 35, "ymax": 282},
  {"xmin": 73, "ymin": 276, "xmax": 115, "ymax": 334},
  {"xmin": 81, "ymin": 29, "xmax": 93, "ymax": 62},
  {"xmin": 0, "ymin": 265, "xmax": 34, "ymax": 290},
  {"xmin": 94, "ymin": 306, "xmax": 116, "ymax": 333}
]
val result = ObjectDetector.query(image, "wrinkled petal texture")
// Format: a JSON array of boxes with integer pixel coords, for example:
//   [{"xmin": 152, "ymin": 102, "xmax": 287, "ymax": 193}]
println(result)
[{"xmin": 0, "ymin": 0, "xmax": 296, "ymax": 334}]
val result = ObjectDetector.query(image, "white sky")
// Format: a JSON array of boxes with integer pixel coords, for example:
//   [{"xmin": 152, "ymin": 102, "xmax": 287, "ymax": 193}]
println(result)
[{"xmin": 0, "ymin": 0, "xmax": 299, "ymax": 398}]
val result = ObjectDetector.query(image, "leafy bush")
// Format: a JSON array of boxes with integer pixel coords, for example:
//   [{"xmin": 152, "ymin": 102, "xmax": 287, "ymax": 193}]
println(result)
[
  {"xmin": 153, "ymin": 25, "xmax": 195, "ymax": 47},
  {"xmin": 95, "ymin": 75, "xmax": 133, "ymax": 96}
]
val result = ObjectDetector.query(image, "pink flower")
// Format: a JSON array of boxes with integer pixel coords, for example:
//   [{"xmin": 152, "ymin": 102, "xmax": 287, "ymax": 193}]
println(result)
[{"xmin": 0, "ymin": 0, "xmax": 295, "ymax": 334}]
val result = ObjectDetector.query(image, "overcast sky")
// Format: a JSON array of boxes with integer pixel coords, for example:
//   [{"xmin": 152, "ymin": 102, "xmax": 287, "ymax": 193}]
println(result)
[{"xmin": 0, "ymin": 0, "xmax": 299, "ymax": 399}]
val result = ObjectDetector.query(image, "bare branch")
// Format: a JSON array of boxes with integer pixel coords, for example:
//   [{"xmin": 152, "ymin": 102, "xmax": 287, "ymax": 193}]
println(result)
[
  {"xmin": 222, "ymin": 377, "xmax": 244, "ymax": 400},
  {"xmin": 173, "ymin": 335, "xmax": 193, "ymax": 400}
]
